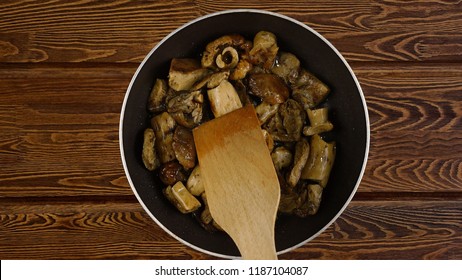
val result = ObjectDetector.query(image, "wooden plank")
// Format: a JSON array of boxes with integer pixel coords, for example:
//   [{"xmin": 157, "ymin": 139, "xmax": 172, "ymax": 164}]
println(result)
[
  {"xmin": 0, "ymin": 200, "xmax": 459, "ymax": 259},
  {"xmin": 0, "ymin": 64, "xmax": 461, "ymax": 197},
  {"xmin": 0, "ymin": 0, "xmax": 461, "ymax": 63},
  {"xmin": 355, "ymin": 64, "xmax": 462, "ymax": 133}
]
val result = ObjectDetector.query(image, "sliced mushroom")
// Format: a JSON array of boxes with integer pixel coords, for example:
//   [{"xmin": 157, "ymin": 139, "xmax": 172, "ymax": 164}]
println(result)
[
  {"xmin": 303, "ymin": 107, "xmax": 334, "ymax": 136},
  {"xmin": 207, "ymin": 80, "xmax": 243, "ymax": 117},
  {"xmin": 163, "ymin": 181, "xmax": 201, "ymax": 214},
  {"xmin": 151, "ymin": 112, "xmax": 176, "ymax": 163},
  {"xmin": 166, "ymin": 90, "xmax": 203, "ymax": 128},
  {"xmin": 186, "ymin": 165, "xmax": 205, "ymax": 196},
  {"xmin": 266, "ymin": 99, "xmax": 305, "ymax": 142},
  {"xmin": 201, "ymin": 34, "xmax": 246, "ymax": 69},
  {"xmin": 279, "ymin": 99, "xmax": 305, "ymax": 141},
  {"xmin": 248, "ymin": 73, "xmax": 289, "ymax": 105},
  {"xmin": 192, "ymin": 71, "xmax": 230, "ymax": 90},
  {"xmin": 148, "ymin": 78, "xmax": 168, "ymax": 113},
  {"xmin": 292, "ymin": 69, "xmax": 330, "ymax": 109},
  {"xmin": 200, "ymin": 206, "xmax": 213, "ymax": 225},
  {"xmin": 287, "ymin": 138, "xmax": 310, "ymax": 188},
  {"xmin": 168, "ymin": 58, "xmax": 211, "ymax": 91},
  {"xmin": 294, "ymin": 184, "xmax": 323, "ymax": 217},
  {"xmin": 301, "ymin": 134, "xmax": 335, "ymax": 187},
  {"xmin": 271, "ymin": 52, "xmax": 300, "ymax": 84},
  {"xmin": 255, "ymin": 101, "xmax": 279, "ymax": 124},
  {"xmin": 229, "ymin": 59, "xmax": 252, "ymax": 80},
  {"xmin": 249, "ymin": 31, "xmax": 279, "ymax": 69},
  {"xmin": 271, "ymin": 146, "xmax": 293, "ymax": 170},
  {"xmin": 216, "ymin": 46, "xmax": 239, "ymax": 69},
  {"xmin": 142, "ymin": 128, "xmax": 160, "ymax": 171},
  {"xmin": 158, "ymin": 161, "xmax": 187, "ymax": 186},
  {"xmin": 172, "ymin": 126, "xmax": 196, "ymax": 170}
]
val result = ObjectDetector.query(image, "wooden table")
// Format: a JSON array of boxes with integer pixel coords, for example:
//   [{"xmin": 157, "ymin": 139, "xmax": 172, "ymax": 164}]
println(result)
[{"xmin": 1, "ymin": 1, "xmax": 460, "ymax": 260}]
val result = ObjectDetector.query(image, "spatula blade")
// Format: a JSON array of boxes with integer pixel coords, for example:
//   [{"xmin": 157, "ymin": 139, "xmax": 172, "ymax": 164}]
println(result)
[{"xmin": 193, "ymin": 105, "xmax": 280, "ymax": 259}]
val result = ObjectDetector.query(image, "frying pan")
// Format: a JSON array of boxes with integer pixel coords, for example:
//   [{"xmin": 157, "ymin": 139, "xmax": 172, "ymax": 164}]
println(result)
[{"xmin": 120, "ymin": 9, "xmax": 370, "ymax": 258}]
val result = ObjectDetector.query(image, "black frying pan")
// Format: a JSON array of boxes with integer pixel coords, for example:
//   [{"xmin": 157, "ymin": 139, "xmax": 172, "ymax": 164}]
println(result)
[{"xmin": 120, "ymin": 10, "xmax": 370, "ymax": 258}]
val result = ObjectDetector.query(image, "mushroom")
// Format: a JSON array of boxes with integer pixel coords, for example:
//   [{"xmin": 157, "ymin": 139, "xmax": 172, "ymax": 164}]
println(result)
[
  {"xmin": 172, "ymin": 126, "xmax": 196, "ymax": 170},
  {"xmin": 216, "ymin": 46, "xmax": 239, "ymax": 69},
  {"xmin": 303, "ymin": 107, "xmax": 334, "ymax": 136},
  {"xmin": 201, "ymin": 34, "xmax": 246, "ymax": 69},
  {"xmin": 192, "ymin": 71, "xmax": 230, "ymax": 90},
  {"xmin": 158, "ymin": 161, "xmax": 187, "ymax": 186},
  {"xmin": 294, "ymin": 184, "xmax": 323, "ymax": 217},
  {"xmin": 271, "ymin": 146, "xmax": 293, "ymax": 170},
  {"xmin": 271, "ymin": 52, "xmax": 301, "ymax": 84},
  {"xmin": 186, "ymin": 165, "xmax": 204, "ymax": 196},
  {"xmin": 301, "ymin": 134, "xmax": 335, "ymax": 187},
  {"xmin": 147, "ymin": 78, "xmax": 168, "ymax": 113},
  {"xmin": 142, "ymin": 128, "xmax": 160, "ymax": 171},
  {"xmin": 255, "ymin": 101, "xmax": 279, "ymax": 124},
  {"xmin": 249, "ymin": 31, "xmax": 279, "ymax": 69},
  {"xmin": 287, "ymin": 138, "xmax": 310, "ymax": 188},
  {"xmin": 151, "ymin": 112, "xmax": 176, "ymax": 163},
  {"xmin": 168, "ymin": 58, "xmax": 211, "ymax": 91},
  {"xmin": 291, "ymin": 69, "xmax": 330, "ymax": 109},
  {"xmin": 279, "ymin": 99, "xmax": 305, "ymax": 141},
  {"xmin": 166, "ymin": 90, "xmax": 203, "ymax": 128},
  {"xmin": 229, "ymin": 59, "xmax": 252, "ymax": 80},
  {"xmin": 265, "ymin": 99, "xmax": 305, "ymax": 142},
  {"xmin": 163, "ymin": 181, "xmax": 201, "ymax": 214},
  {"xmin": 247, "ymin": 73, "xmax": 289, "ymax": 105},
  {"xmin": 207, "ymin": 80, "xmax": 243, "ymax": 117}
]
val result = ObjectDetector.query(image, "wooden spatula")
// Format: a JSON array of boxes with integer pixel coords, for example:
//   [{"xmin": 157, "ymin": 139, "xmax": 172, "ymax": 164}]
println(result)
[{"xmin": 193, "ymin": 105, "xmax": 280, "ymax": 260}]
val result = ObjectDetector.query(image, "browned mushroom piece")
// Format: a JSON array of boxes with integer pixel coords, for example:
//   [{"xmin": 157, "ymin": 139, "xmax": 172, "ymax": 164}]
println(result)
[
  {"xmin": 142, "ymin": 128, "xmax": 161, "ymax": 171},
  {"xmin": 151, "ymin": 112, "xmax": 177, "ymax": 163},
  {"xmin": 294, "ymin": 184, "xmax": 323, "ymax": 217},
  {"xmin": 266, "ymin": 99, "xmax": 305, "ymax": 141},
  {"xmin": 168, "ymin": 58, "xmax": 211, "ymax": 91},
  {"xmin": 271, "ymin": 146, "xmax": 293, "ymax": 171},
  {"xmin": 163, "ymin": 181, "xmax": 201, "ymax": 214},
  {"xmin": 192, "ymin": 71, "xmax": 230, "ymax": 90},
  {"xmin": 207, "ymin": 80, "xmax": 242, "ymax": 117},
  {"xmin": 201, "ymin": 34, "xmax": 246, "ymax": 69},
  {"xmin": 255, "ymin": 101, "xmax": 279, "ymax": 124},
  {"xmin": 279, "ymin": 99, "xmax": 305, "ymax": 141},
  {"xmin": 148, "ymin": 79, "xmax": 168, "ymax": 113},
  {"xmin": 172, "ymin": 126, "xmax": 196, "ymax": 170},
  {"xmin": 271, "ymin": 52, "xmax": 301, "ymax": 84},
  {"xmin": 301, "ymin": 134, "xmax": 336, "ymax": 187},
  {"xmin": 229, "ymin": 59, "xmax": 253, "ymax": 80},
  {"xmin": 287, "ymin": 138, "xmax": 310, "ymax": 188},
  {"xmin": 166, "ymin": 90, "xmax": 203, "ymax": 128},
  {"xmin": 303, "ymin": 107, "xmax": 334, "ymax": 136},
  {"xmin": 186, "ymin": 165, "xmax": 204, "ymax": 196},
  {"xmin": 291, "ymin": 69, "xmax": 330, "ymax": 109},
  {"xmin": 158, "ymin": 161, "xmax": 187, "ymax": 186},
  {"xmin": 247, "ymin": 73, "xmax": 289, "ymax": 105},
  {"xmin": 249, "ymin": 31, "xmax": 279, "ymax": 69}
]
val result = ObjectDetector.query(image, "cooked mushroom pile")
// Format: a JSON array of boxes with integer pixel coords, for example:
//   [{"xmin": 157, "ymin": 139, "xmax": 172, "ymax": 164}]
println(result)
[{"xmin": 142, "ymin": 31, "xmax": 336, "ymax": 231}]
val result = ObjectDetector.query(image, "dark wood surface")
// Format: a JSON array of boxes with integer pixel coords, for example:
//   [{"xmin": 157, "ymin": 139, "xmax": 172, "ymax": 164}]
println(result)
[{"xmin": 0, "ymin": 0, "xmax": 460, "ymax": 259}]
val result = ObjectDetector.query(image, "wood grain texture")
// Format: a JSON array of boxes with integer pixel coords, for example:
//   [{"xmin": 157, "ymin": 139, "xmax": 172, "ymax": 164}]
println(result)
[
  {"xmin": 1, "ymin": 0, "xmax": 461, "ymax": 62},
  {"xmin": 0, "ymin": 200, "xmax": 459, "ymax": 259},
  {"xmin": 0, "ymin": 0, "xmax": 461, "ymax": 260}
]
